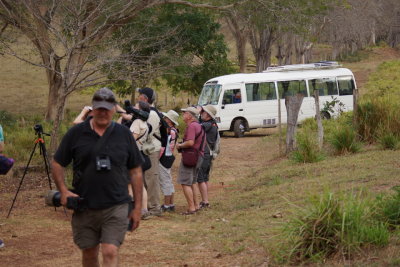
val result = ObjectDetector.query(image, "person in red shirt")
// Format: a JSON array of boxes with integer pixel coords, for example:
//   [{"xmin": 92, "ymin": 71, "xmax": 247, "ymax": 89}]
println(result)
[{"xmin": 176, "ymin": 107, "xmax": 205, "ymax": 215}]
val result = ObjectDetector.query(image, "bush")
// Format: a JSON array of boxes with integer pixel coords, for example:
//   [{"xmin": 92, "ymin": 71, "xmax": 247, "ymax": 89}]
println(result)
[
  {"xmin": 377, "ymin": 187, "xmax": 400, "ymax": 227},
  {"xmin": 283, "ymin": 192, "xmax": 389, "ymax": 263},
  {"xmin": 291, "ymin": 129, "xmax": 324, "ymax": 163},
  {"xmin": 378, "ymin": 132, "xmax": 400, "ymax": 150},
  {"xmin": 329, "ymin": 126, "xmax": 361, "ymax": 155},
  {"xmin": 0, "ymin": 110, "xmax": 16, "ymax": 127},
  {"xmin": 357, "ymin": 97, "xmax": 400, "ymax": 143}
]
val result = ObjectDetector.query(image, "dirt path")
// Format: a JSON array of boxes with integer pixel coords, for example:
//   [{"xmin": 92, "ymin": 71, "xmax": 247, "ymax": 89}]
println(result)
[{"xmin": 0, "ymin": 132, "xmax": 277, "ymax": 267}]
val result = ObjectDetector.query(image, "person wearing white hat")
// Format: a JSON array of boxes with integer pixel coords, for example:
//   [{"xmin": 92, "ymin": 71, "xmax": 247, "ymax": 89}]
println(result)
[
  {"xmin": 197, "ymin": 105, "xmax": 219, "ymax": 209},
  {"xmin": 176, "ymin": 107, "xmax": 205, "ymax": 214},
  {"xmin": 159, "ymin": 110, "xmax": 180, "ymax": 212}
]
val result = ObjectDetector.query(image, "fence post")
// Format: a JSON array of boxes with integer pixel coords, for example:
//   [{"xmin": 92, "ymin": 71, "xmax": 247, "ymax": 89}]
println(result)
[
  {"xmin": 285, "ymin": 94, "xmax": 304, "ymax": 154},
  {"xmin": 314, "ymin": 90, "xmax": 324, "ymax": 149}
]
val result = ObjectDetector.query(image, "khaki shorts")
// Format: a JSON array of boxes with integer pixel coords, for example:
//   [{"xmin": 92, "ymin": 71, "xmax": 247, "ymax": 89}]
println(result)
[
  {"xmin": 177, "ymin": 157, "xmax": 203, "ymax": 186},
  {"xmin": 71, "ymin": 203, "xmax": 129, "ymax": 249}
]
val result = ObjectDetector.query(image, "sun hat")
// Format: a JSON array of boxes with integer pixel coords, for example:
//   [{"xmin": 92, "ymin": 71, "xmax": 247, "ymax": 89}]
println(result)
[
  {"xmin": 181, "ymin": 106, "xmax": 200, "ymax": 117},
  {"xmin": 202, "ymin": 105, "xmax": 217, "ymax": 119},
  {"xmin": 162, "ymin": 110, "xmax": 179, "ymax": 126},
  {"xmin": 92, "ymin": 87, "xmax": 117, "ymax": 110}
]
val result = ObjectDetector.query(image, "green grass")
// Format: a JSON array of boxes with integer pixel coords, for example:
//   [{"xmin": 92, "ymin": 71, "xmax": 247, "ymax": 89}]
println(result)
[{"xmin": 185, "ymin": 137, "xmax": 400, "ymax": 265}]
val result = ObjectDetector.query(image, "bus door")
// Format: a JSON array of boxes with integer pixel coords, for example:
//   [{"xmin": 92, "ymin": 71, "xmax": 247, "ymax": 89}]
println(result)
[{"xmin": 218, "ymin": 84, "xmax": 244, "ymax": 131}]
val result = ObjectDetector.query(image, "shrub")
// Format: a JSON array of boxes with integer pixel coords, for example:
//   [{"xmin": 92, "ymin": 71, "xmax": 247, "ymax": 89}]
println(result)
[
  {"xmin": 0, "ymin": 110, "xmax": 16, "ymax": 127},
  {"xmin": 283, "ymin": 192, "xmax": 389, "ymax": 263},
  {"xmin": 378, "ymin": 132, "xmax": 400, "ymax": 150},
  {"xmin": 291, "ymin": 129, "xmax": 323, "ymax": 163},
  {"xmin": 329, "ymin": 126, "xmax": 361, "ymax": 155},
  {"xmin": 357, "ymin": 97, "xmax": 400, "ymax": 143},
  {"xmin": 377, "ymin": 187, "xmax": 400, "ymax": 227}
]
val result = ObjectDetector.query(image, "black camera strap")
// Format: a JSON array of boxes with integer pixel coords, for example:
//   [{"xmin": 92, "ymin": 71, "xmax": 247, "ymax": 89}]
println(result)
[
  {"xmin": 93, "ymin": 121, "xmax": 115, "ymax": 155},
  {"xmin": 73, "ymin": 121, "xmax": 116, "ymax": 189}
]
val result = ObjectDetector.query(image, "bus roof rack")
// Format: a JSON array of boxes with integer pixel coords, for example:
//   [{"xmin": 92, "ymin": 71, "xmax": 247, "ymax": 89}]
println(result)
[{"xmin": 263, "ymin": 61, "xmax": 341, "ymax": 72}]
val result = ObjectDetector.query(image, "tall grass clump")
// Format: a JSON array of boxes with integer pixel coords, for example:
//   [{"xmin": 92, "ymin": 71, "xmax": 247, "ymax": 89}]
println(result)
[
  {"xmin": 291, "ymin": 128, "xmax": 324, "ymax": 163},
  {"xmin": 359, "ymin": 60, "xmax": 400, "ymax": 142},
  {"xmin": 378, "ymin": 132, "xmax": 400, "ymax": 150},
  {"xmin": 329, "ymin": 126, "xmax": 361, "ymax": 155},
  {"xmin": 282, "ymin": 192, "xmax": 389, "ymax": 264},
  {"xmin": 357, "ymin": 97, "xmax": 400, "ymax": 143},
  {"xmin": 377, "ymin": 187, "xmax": 400, "ymax": 227}
]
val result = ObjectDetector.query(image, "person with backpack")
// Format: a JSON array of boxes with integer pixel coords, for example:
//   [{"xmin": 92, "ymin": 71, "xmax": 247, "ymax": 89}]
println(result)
[
  {"xmin": 129, "ymin": 101, "xmax": 152, "ymax": 219},
  {"xmin": 137, "ymin": 87, "xmax": 164, "ymax": 218},
  {"xmin": 197, "ymin": 105, "xmax": 219, "ymax": 209},
  {"xmin": 176, "ymin": 107, "xmax": 205, "ymax": 215},
  {"xmin": 159, "ymin": 110, "xmax": 179, "ymax": 212}
]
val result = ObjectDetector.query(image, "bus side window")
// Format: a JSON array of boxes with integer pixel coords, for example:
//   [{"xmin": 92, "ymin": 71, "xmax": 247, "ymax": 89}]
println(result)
[
  {"xmin": 222, "ymin": 89, "xmax": 241, "ymax": 104},
  {"xmin": 308, "ymin": 78, "xmax": 337, "ymax": 96},
  {"xmin": 278, "ymin": 80, "xmax": 307, "ymax": 98},
  {"xmin": 338, "ymin": 76, "xmax": 354, "ymax": 96}
]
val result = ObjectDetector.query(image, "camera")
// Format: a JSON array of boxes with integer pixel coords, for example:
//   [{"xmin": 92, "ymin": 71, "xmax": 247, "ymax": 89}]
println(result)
[
  {"xmin": 45, "ymin": 190, "xmax": 86, "ymax": 211},
  {"xmin": 124, "ymin": 100, "xmax": 149, "ymax": 121},
  {"xmin": 34, "ymin": 124, "xmax": 43, "ymax": 134},
  {"xmin": 96, "ymin": 155, "xmax": 111, "ymax": 171}
]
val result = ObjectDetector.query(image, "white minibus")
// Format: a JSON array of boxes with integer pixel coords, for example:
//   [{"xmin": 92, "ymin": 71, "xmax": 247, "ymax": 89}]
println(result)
[{"xmin": 197, "ymin": 62, "xmax": 356, "ymax": 137}]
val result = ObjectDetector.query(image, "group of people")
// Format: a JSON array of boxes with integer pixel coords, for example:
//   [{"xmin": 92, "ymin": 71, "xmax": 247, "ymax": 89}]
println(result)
[{"xmin": 52, "ymin": 87, "xmax": 219, "ymax": 266}]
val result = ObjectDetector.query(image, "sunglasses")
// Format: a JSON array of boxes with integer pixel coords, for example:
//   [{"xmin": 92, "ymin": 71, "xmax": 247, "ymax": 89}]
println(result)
[{"xmin": 93, "ymin": 95, "xmax": 116, "ymax": 103}]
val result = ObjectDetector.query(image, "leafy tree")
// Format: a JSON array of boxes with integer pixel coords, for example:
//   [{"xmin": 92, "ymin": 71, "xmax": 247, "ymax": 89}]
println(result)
[
  {"xmin": 106, "ymin": 5, "xmax": 235, "ymax": 98},
  {"xmin": 0, "ymin": 0, "xmax": 242, "ymax": 151}
]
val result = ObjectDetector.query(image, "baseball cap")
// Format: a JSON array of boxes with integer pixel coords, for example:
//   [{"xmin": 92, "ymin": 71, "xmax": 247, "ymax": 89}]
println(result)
[
  {"xmin": 92, "ymin": 87, "xmax": 117, "ymax": 110},
  {"xmin": 202, "ymin": 105, "xmax": 217, "ymax": 119},
  {"xmin": 181, "ymin": 106, "xmax": 199, "ymax": 117},
  {"xmin": 137, "ymin": 87, "xmax": 156, "ymax": 103}
]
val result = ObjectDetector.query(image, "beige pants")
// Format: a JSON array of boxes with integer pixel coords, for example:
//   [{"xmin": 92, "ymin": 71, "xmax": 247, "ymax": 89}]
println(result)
[{"xmin": 143, "ymin": 151, "xmax": 161, "ymax": 210}]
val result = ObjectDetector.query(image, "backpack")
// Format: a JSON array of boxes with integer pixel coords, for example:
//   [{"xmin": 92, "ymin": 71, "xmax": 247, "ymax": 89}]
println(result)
[
  {"xmin": 150, "ymin": 107, "xmax": 169, "ymax": 148},
  {"xmin": 209, "ymin": 125, "xmax": 220, "ymax": 160}
]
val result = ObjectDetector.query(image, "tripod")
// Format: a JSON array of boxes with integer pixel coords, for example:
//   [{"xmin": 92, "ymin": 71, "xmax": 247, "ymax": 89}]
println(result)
[{"xmin": 7, "ymin": 126, "xmax": 53, "ymax": 218}]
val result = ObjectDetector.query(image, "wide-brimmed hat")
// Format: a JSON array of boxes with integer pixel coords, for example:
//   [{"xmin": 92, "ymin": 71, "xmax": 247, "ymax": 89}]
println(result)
[
  {"xmin": 92, "ymin": 87, "xmax": 117, "ymax": 110},
  {"xmin": 202, "ymin": 105, "xmax": 217, "ymax": 119},
  {"xmin": 181, "ymin": 106, "xmax": 199, "ymax": 117},
  {"xmin": 162, "ymin": 110, "xmax": 179, "ymax": 126}
]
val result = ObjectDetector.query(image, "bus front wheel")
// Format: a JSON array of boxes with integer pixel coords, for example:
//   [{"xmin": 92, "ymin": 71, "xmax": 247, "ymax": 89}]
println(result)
[{"xmin": 233, "ymin": 119, "xmax": 245, "ymax": 138}]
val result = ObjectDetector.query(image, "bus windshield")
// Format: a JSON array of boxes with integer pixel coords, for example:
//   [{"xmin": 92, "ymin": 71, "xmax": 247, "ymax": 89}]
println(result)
[{"xmin": 198, "ymin": 83, "xmax": 222, "ymax": 105}]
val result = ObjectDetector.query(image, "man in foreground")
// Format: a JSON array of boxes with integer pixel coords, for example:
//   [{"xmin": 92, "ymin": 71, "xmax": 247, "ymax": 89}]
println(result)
[{"xmin": 52, "ymin": 88, "xmax": 143, "ymax": 267}]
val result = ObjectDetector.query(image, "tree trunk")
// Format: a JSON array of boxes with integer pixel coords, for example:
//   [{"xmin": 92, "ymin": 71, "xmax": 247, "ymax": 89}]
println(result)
[
  {"xmin": 314, "ymin": 90, "xmax": 324, "ymax": 149},
  {"xmin": 49, "ymin": 92, "xmax": 68, "ymax": 155},
  {"xmin": 225, "ymin": 15, "xmax": 248, "ymax": 73},
  {"xmin": 249, "ymin": 28, "xmax": 274, "ymax": 72},
  {"xmin": 285, "ymin": 94, "xmax": 304, "ymax": 154},
  {"xmin": 45, "ymin": 75, "xmax": 63, "ymax": 120}
]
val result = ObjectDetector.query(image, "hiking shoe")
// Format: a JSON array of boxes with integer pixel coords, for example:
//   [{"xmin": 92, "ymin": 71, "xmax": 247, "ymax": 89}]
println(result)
[
  {"xmin": 149, "ymin": 208, "xmax": 162, "ymax": 217},
  {"xmin": 141, "ymin": 211, "xmax": 154, "ymax": 220},
  {"xmin": 0, "ymin": 240, "xmax": 4, "ymax": 248},
  {"xmin": 161, "ymin": 205, "xmax": 175, "ymax": 212}
]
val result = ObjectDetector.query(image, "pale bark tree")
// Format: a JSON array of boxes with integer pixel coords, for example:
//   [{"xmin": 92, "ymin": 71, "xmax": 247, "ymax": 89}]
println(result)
[
  {"xmin": 224, "ymin": 9, "xmax": 250, "ymax": 72},
  {"xmin": 285, "ymin": 94, "xmax": 304, "ymax": 154},
  {"xmin": 0, "ymin": 0, "xmax": 244, "ymax": 152}
]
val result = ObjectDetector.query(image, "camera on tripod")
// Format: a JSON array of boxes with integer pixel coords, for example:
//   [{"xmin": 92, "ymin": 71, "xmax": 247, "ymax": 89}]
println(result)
[
  {"xmin": 34, "ymin": 124, "xmax": 43, "ymax": 135},
  {"xmin": 45, "ymin": 190, "xmax": 86, "ymax": 211}
]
